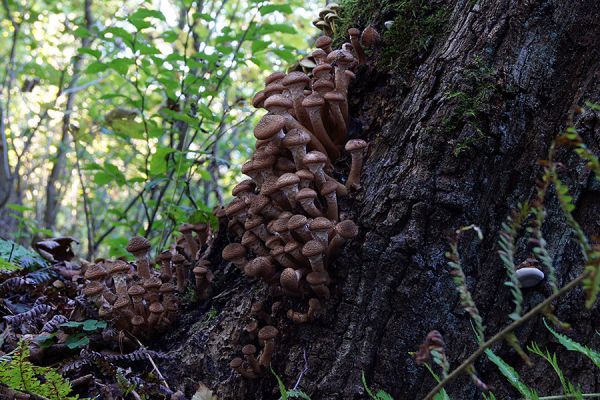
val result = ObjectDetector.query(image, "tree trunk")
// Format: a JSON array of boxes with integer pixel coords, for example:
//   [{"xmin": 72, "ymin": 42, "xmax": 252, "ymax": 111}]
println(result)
[{"xmin": 161, "ymin": 0, "xmax": 600, "ymax": 399}]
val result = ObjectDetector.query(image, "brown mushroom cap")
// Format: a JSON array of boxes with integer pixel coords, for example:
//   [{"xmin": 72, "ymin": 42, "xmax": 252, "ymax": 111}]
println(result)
[
  {"xmin": 254, "ymin": 114, "xmax": 286, "ymax": 140},
  {"xmin": 320, "ymin": 180, "xmax": 338, "ymax": 196},
  {"xmin": 295, "ymin": 188, "xmax": 318, "ymax": 201},
  {"xmin": 143, "ymin": 276, "xmax": 162, "ymax": 291},
  {"xmin": 159, "ymin": 282, "xmax": 176, "ymax": 294},
  {"xmin": 303, "ymin": 151, "xmax": 328, "ymax": 166},
  {"xmin": 126, "ymin": 236, "xmax": 151, "ymax": 255},
  {"xmin": 265, "ymin": 71, "xmax": 286, "ymax": 85},
  {"xmin": 361, "ymin": 25, "xmax": 381, "ymax": 47},
  {"xmin": 276, "ymin": 173, "xmax": 300, "ymax": 190},
  {"xmin": 131, "ymin": 315, "xmax": 145, "ymax": 327},
  {"xmin": 229, "ymin": 357, "xmax": 244, "ymax": 368},
  {"xmin": 296, "ymin": 169, "xmax": 314, "ymax": 181},
  {"xmin": 336, "ymin": 220, "xmax": 359, "ymax": 238},
  {"xmin": 192, "ymin": 266, "xmax": 208, "ymax": 275},
  {"xmin": 113, "ymin": 295, "xmax": 130, "ymax": 310},
  {"xmin": 345, "ymin": 139, "xmax": 368, "ymax": 152},
  {"xmin": 242, "ymin": 344, "xmax": 257, "ymax": 356},
  {"xmin": 348, "ymin": 27, "xmax": 360, "ymax": 37},
  {"xmin": 222, "ymin": 243, "xmax": 247, "ymax": 261},
  {"xmin": 280, "ymin": 268, "xmax": 300, "ymax": 289},
  {"xmin": 288, "ymin": 214, "xmax": 309, "ymax": 230},
  {"xmin": 156, "ymin": 250, "xmax": 172, "ymax": 262},
  {"xmin": 310, "ymin": 217, "xmax": 333, "ymax": 231},
  {"xmin": 253, "ymin": 152, "xmax": 276, "ymax": 170},
  {"xmin": 232, "ymin": 179, "xmax": 256, "ymax": 197},
  {"xmin": 282, "ymin": 129, "xmax": 311, "ymax": 148},
  {"xmin": 149, "ymin": 302, "xmax": 164, "ymax": 314},
  {"xmin": 82, "ymin": 281, "xmax": 104, "ymax": 296},
  {"xmin": 302, "ymin": 240, "xmax": 325, "ymax": 257},
  {"xmin": 172, "ymin": 253, "xmax": 186, "ymax": 264},
  {"xmin": 249, "ymin": 194, "xmax": 272, "ymax": 215},
  {"xmin": 264, "ymin": 83, "xmax": 286, "ymax": 97},
  {"xmin": 84, "ymin": 263, "xmax": 107, "ymax": 280},
  {"xmin": 241, "ymin": 231, "xmax": 259, "ymax": 247},
  {"xmin": 127, "ymin": 284, "xmax": 146, "ymax": 297},
  {"xmin": 179, "ymin": 223, "xmax": 196, "ymax": 234},
  {"xmin": 244, "ymin": 257, "xmax": 272, "ymax": 278},
  {"xmin": 312, "ymin": 63, "xmax": 332, "ymax": 76},
  {"xmin": 264, "ymin": 94, "xmax": 293, "ymax": 110},
  {"xmin": 225, "ymin": 198, "xmax": 247, "ymax": 217},
  {"xmin": 312, "ymin": 79, "xmax": 335, "ymax": 93},
  {"xmin": 252, "ymin": 90, "xmax": 266, "ymax": 108},
  {"xmin": 315, "ymin": 36, "xmax": 332, "ymax": 50},
  {"xmin": 258, "ymin": 325, "xmax": 279, "ymax": 341},
  {"xmin": 326, "ymin": 49, "xmax": 355, "ymax": 66},
  {"xmin": 281, "ymin": 71, "xmax": 310, "ymax": 88},
  {"xmin": 284, "ymin": 240, "xmax": 300, "ymax": 253},
  {"xmin": 302, "ymin": 93, "xmax": 325, "ymax": 108},
  {"xmin": 108, "ymin": 260, "xmax": 130, "ymax": 275},
  {"xmin": 244, "ymin": 214, "xmax": 264, "ymax": 231}
]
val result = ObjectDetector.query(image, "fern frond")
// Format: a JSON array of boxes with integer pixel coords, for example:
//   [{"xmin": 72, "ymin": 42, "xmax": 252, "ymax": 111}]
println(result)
[
  {"xmin": 42, "ymin": 315, "xmax": 69, "ymax": 334},
  {"xmin": 498, "ymin": 202, "xmax": 530, "ymax": 321},
  {"xmin": 558, "ymin": 127, "xmax": 600, "ymax": 178},
  {"xmin": 484, "ymin": 349, "xmax": 538, "ymax": 399},
  {"xmin": 4, "ymin": 304, "xmax": 52, "ymax": 326},
  {"xmin": 544, "ymin": 319, "xmax": 600, "ymax": 368},
  {"xmin": 529, "ymin": 166, "xmax": 558, "ymax": 293},
  {"xmin": 527, "ymin": 343, "xmax": 571, "ymax": 395},
  {"xmin": 447, "ymin": 225, "xmax": 485, "ymax": 342},
  {"xmin": 582, "ymin": 244, "xmax": 600, "ymax": 308},
  {"xmin": 0, "ymin": 276, "xmax": 32, "ymax": 295},
  {"xmin": 504, "ymin": 332, "xmax": 532, "ymax": 366}
]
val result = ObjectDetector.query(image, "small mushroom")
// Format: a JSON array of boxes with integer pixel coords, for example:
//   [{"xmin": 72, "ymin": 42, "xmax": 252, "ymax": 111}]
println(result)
[
  {"xmin": 327, "ymin": 219, "xmax": 359, "ymax": 258},
  {"xmin": 348, "ymin": 28, "xmax": 366, "ymax": 64},
  {"xmin": 126, "ymin": 236, "xmax": 152, "ymax": 279},
  {"xmin": 361, "ymin": 25, "xmax": 381, "ymax": 48},
  {"xmin": 222, "ymin": 243, "xmax": 248, "ymax": 270},
  {"xmin": 242, "ymin": 344, "xmax": 261, "ymax": 374},
  {"xmin": 179, "ymin": 224, "xmax": 199, "ymax": 259},
  {"xmin": 309, "ymin": 217, "xmax": 333, "ymax": 247},
  {"xmin": 281, "ymin": 72, "xmax": 312, "ymax": 129},
  {"xmin": 147, "ymin": 302, "xmax": 164, "ymax": 327},
  {"xmin": 276, "ymin": 173, "xmax": 301, "ymax": 208},
  {"xmin": 282, "ymin": 129, "xmax": 311, "ymax": 170},
  {"xmin": 303, "ymin": 151, "xmax": 328, "ymax": 187},
  {"xmin": 245, "ymin": 257, "xmax": 276, "ymax": 281},
  {"xmin": 315, "ymin": 36, "xmax": 333, "ymax": 54},
  {"xmin": 320, "ymin": 181, "xmax": 339, "ymax": 221},
  {"xmin": 128, "ymin": 284, "xmax": 146, "ymax": 317},
  {"xmin": 172, "ymin": 253, "xmax": 187, "ymax": 292},
  {"xmin": 306, "ymin": 271, "xmax": 330, "ymax": 299},
  {"xmin": 230, "ymin": 357, "xmax": 258, "ymax": 379},
  {"xmin": 302, "ymin": 93, "xmax": 340, "ymax": 160},
  {"xmin": 296, "ymin": 188, "xmax": 323, "ymax": 218},
  {"xmin": 156, "ymin": 250, "xmax": 173, "ymax": 282},
  {"xmin": 241, "ymin": 231, "xmax": 270, "ymax": 257},
  {"xmin": 345, "ymin": 139, "xmax": 368, "ymax": 190},
  {"xmin": 288, "ymin": 214, "xmax": 313, "ymax": 243},
  {"xmin": 302, "ymin": 240, "xmax": 327, "ymax": 274},
  {"xmin": 258, "ymin": 325, "xmax": 279, "ymax": 367},
  {"xmin": 108, "ymin": 260, "xmax": 130, "ymax": 297},
  {"xmin": 250, "ymin": 301, "xmax": 271, "ymax": 324}
]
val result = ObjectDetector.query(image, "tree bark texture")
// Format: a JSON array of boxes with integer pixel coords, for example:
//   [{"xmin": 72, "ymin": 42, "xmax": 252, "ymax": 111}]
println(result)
[{"xmin": 160, "ymin": 0, "xmax": 600, "ymax": 399}]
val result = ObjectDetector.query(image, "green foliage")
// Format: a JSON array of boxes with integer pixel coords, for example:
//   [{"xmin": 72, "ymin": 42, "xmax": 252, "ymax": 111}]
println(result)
[
  {"xmin": 271, "ymin": 368, "xmax": 311, "ymax": 400},
  {"xmin": 416, "ymin": 365, "xmax": 450, "ymax": 400},
  {"xmin": 334, "ymin": 0, "xmax": 449, "ymax": 72},
  {"xmin": 0, "ymin": 237, "xmax": 47, "ymax": 269},
  {"xmin": 484, "ymin": 349, "xmax": 538, "ymax": 399},
  {"xmin": 0, "ymin": 340, "xmax": 79, "ymax": 399},
  {"xmin": 361, "ymin": 371, "xmax": 394, "ymax": 400},
  {"xmin": 498, "ymin": 202, "xmax": 530, "ymax": 321},
  {"xmin": 446, "ymin": 225, "xmax": 485, "ymax": 343},
  {"xmin": 1, "ymin": 0, "xmax": 318, "ymax": 257},
  {"xmin": 544, "ymin": 320, "xmax": 600, "ymax": 368}
]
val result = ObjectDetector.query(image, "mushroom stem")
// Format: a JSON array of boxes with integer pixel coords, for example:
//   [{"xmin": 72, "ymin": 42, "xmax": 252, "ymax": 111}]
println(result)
[
  {"xmin": 348, "ymin": 28, "xmax": 366, "ymax": 64},
  {"xmin": 345, "ymin": 140, "xmax": 368, "ymax": 190}
]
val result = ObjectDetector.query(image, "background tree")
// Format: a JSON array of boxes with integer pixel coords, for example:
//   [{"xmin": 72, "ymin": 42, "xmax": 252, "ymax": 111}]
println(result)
[{"xmin": 158, "ymin": 0, "xmax": 600, "ymax": 399}]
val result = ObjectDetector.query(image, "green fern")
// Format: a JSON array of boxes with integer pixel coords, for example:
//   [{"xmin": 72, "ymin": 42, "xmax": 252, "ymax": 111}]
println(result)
[
  {"xmin": 419, "ymin": 366, "xmax": 450, "ymax": 400},
  {"xmin": 498, "ymin": 202, "xmax": 529, "ymax": 321},
  {"xmin": 0, "ymin": 340, "xmax": 78, "ymax": 400},
  {"xmin": 0, "ymin": 258, "xmax": 20, "ymax": 273},
  {"xmin": 271, "ymin": 368, "xmax": 311, "ymax": 400},
  {"xmin": 484, "ymin": 349, "xmax": 538, "ymax": 399},
  {"xmin": 544, "ymin": 320, "xmax": 600, "ymax": 368},
  {"xmin": 527, "ymin": 343, "xmax": 573, "ymax": 395},
  {"xmin": 361, "ymin": 371, "xmax": 395, "ymax": 400}
]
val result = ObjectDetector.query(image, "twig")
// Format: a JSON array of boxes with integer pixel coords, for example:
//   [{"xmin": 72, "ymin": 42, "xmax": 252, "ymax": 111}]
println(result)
[
  {"xmin": 133, "ymin": 338, "xmax": 170, "ymax": 390},
  {"xmin": 535, "ymin": 394, "xmax": 600, "ymax": 400},
  {"xmin": 423, "ymin": 273, "xmax": 587, "ymax": 400},
  {"xmin": 293, "ymin": 349, "xmax": 309, "ymax": 391}
]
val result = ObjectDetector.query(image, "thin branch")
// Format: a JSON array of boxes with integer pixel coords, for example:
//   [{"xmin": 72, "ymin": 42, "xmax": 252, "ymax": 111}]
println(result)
[{"xmin": 423, "ymin": 273, "xmax": 587, "ymax": 400}]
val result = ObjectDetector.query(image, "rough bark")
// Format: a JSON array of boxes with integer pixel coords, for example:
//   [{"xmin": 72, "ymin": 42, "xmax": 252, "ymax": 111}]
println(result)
[{"xmin": 160, "ymin": 0, "xmax": 600, "ymax": 399}]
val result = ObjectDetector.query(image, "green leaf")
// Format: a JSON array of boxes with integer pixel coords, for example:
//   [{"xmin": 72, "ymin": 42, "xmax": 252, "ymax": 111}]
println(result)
[
  {"xmin": 271, "ymin": 368, "xmax": 288, "ymax": 400},
  {"xmin": 78, "ymin": 47, "xmax": 101, "ymax": 58},
  {"xmin": 259, "ymin": 4, "xmax": 293, "ymax": 15},
  {"xmin": 112, "ymin": 119, "xmax": 145, "ymax": 139},
  {"xmin": 129, "ymin": 8, "xmax": 166, "ymax": 30},
  {"xmin": 150, "ymin": 147, "xmax": 176, "ymax": 176},
  {"xmin": 103, "ymin": 27, "xmax": 134, "ymax": 46},
  {"xmin": 60, "ymin": 321, "xmax": 84, "ymax": 328},
  {"xmin": 73, "ymin": 26, "xmax": 91, "ymax": 38},
  {"xmin": 108, "ymin": 58, "xmax": 133, "ymax": 75},
  {"xmin": 82, "ymin": 319, "xmax": 107, "ymax": 331},
  {"xmin": 252, "ymin": 40, "xmax": 270, "ymax": 53},
  {"xmin": 93, "ymin": 171, "xmax": 113, "ymax": 185},
  {"xmin": 287, "ymin": 389, "xmax": 311, "ymax": 399},
  {"xmin": 85, "ymin": 61, "xmax": 107, "ymax": 73},
  {"xmin": 65, "ymin": 333, "xmax": 90, "ymax": 349},
  {"xmin": 544, "ymin": 319, "xmax": 600, "ymax": 368},
  {"xmin": 259, "ymin": 23, "xmax": 297, "ymax": 35},
  {"xmin": 484, "ymin": 349, "xmax": 538, "ymax": 399}
]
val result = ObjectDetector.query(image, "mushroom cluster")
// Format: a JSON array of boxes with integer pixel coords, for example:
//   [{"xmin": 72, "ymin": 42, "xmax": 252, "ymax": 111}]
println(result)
[
  {"xmin": 82, "ymin": 224, "xmax": 214, "ymax": 337},
  {"xmin": 223, "ymin": 29, "xmax": 372, "ymax": 330},
  {"xmin": 312, "ymin": 3, "xmax": 341, "ymax": 36},
  {"xmin": 229, "ymin": 300, "xmax": 280, "ymax": 379}
]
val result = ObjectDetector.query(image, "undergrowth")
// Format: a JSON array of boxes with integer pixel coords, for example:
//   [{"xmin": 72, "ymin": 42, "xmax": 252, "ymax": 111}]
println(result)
[{"xmin": 0, "ymin": 340, "xmax": 79, "ymax": 400}]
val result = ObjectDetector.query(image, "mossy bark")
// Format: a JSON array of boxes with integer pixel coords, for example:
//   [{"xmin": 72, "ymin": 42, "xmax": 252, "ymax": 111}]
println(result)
[{"xmin": 160, "ymin": 0, "xmax": 600, "ymax": 398}]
